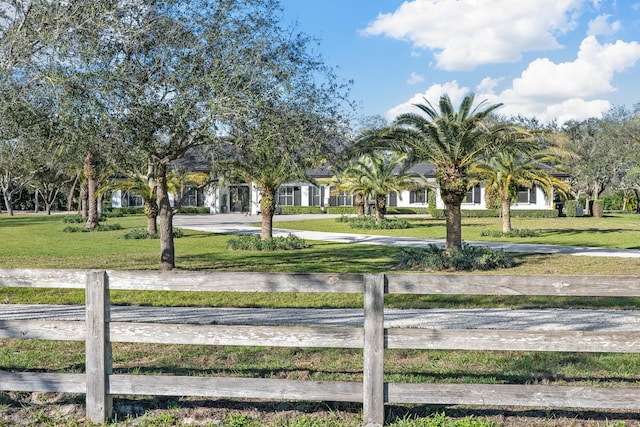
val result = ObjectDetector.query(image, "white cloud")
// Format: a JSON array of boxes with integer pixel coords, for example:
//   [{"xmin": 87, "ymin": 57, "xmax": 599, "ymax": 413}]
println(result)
[
  {"xmin": 588, "ymin": 14, "xmax": 621, "ymax": 36},
  {"xmin": 384, "ymin": 81, "xmax": 471, "ymax": 120},
  {"xmin": 407, "ymin": 72, "xmax": 425, "ymax": 84},
  {"xmin": 508, "ymin": 36, "xmax": 640, "ymax": 101},
  {"xmin": 476, "ymin": 77, "xmax": 502, "ymax": 94},
  {"xmin": 386, "ymin": 36, "xmax": 640, "ymax": 124},
  {"xmin": 362, "ymin": 0, "xmax": 584, "ymax": 70}
]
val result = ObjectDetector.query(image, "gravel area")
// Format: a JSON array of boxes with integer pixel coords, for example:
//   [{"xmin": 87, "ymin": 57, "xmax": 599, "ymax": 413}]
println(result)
[{"xmin": 3, "ymin": 304, "xmax": 640, "ymax": 331}]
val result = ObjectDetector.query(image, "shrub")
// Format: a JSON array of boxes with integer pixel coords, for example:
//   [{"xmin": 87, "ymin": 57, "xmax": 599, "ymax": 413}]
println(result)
[
  {"xmin": 431, "ymin": 209, "xmax": 558, "ymax": 219},
  {"xmin": 397, "ymin": 244, "xmax": 515, "ymax": 271},
  {"xmin": 227, "ymin": 233, "xmax": 309, "ymax": 251},
  {"xmin": 102, "ymin": 209, "xmax": 124, "ymax": 218},
  {"xmin": 337, "ymin": 215, "xmax": 411, "ymax": 230},
  {"xmin": 61, "ymin": 213, "xmax": 110, "ymax": 223},
  {"xmin": 117, "ymin": 207, "xmax": 145, "ymax": 215},
  {"xmin": 565, "ymin": 200, "xmax": 578, "ymax": 217},
  {"xmin": 177, "ymin": 206, "xmax": 210, "ymax": 214},
  {"xmin": 385, "ymin": 207, "xmax": 429, "ymax": 215},
  {"xmin": 62, "ymin": 223, "xmax": 122, "ymax": 233},
  {"xmin": 61, "ymin": 214, "xmax": 84, "ymax": 223},
  {"xmin": 122, "ymin": 228, "xmax": 183, "ymax": 239},
  {"xmin": 325, "ymin": 206, "xmax": 356, "ymax": 215},
  {"xmin": 336, "ymin": 214, "xmax": 352, "ymax": 223},
  {"xmin": 592, "ymin": 199, "xmax": 604, "ymax": 217},
  {"xmin": 480, "ymin": 228, "xmax": 542, "ymax": 238}
]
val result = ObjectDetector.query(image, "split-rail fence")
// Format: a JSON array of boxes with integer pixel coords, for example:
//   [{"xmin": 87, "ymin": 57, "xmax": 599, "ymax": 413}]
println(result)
[{"xmin": 1, "ymin": 268, "xmax": 640, "ymax": 426}]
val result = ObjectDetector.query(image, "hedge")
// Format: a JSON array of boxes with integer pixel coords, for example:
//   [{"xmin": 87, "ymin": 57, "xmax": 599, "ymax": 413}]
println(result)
[
  {"xmin": 177, "ymin": 207, "xmax": 210, "ymax": 214},
  {"xmin": 325, "ymin": 206, "xmax": 357, "ymax": 215},
  {"xmin": 564, "ymin": 200, "xmax": 578, "ymax": 217},
  {"xmin": 430, "ymin": 209, "xmax": 559, "ymax": 219},
  {"xmin": 280, "ymin": 206, "xmax": 324, "ymax": 215}
]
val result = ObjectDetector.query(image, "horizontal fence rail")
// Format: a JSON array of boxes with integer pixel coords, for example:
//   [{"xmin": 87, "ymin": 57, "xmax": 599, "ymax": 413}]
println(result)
[{"xmin": 1, "ymin": 268, "xmax": 640, "ymax": 426}]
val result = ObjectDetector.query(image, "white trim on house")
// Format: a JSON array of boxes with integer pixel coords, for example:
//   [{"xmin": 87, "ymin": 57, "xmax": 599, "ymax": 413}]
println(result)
[{"xmin": 202, "ymin": 180, "xmax": 556, "ymax": 214}]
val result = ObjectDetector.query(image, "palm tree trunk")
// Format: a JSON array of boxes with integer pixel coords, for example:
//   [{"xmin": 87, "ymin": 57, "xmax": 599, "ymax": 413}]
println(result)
[
  {"xmin": 80, "ymin": 181, "xmax": 88, "ymax": 217},
  {"xmin": 375, "ymin": 194, "xmax": 386, "ymax": 223},
  {"xmin": 444, "ymin": 201, "xmax": 462, "ymax": 251},
  {"xmin": 260, "ymin": 188, "xmax": 276, "ymax": 240},
  {"xmin": 156, "ymin": 162, "xmax": 175, "ymax": 271},
  {"xmin": 146, "ymin": 209, "xmax": 158, "ymax": 234},
  {"xmin": 502, "ymin": 198, "xmax": 512, "ymax": 233},
  {"xmin": 355, "ymin": 191, "xmax": 365, "ymax": 217}
]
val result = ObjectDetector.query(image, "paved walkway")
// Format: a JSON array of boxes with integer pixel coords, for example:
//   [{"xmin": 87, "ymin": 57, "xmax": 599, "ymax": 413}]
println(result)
[{"xmin": 173, "ymin": 213, "xmax": 640, "ymax": 258}]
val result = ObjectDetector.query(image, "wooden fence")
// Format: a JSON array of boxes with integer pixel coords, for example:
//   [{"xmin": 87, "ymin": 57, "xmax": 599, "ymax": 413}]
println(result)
[{"xmin": 1, "ymin": 268, "xmax": 640, "ymax": 426}]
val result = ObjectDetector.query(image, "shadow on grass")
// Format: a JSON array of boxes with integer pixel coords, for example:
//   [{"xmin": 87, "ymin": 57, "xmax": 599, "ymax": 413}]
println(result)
[{"xmin": 177, "ymin": 238, "xmax": 401, "ymax": 273}]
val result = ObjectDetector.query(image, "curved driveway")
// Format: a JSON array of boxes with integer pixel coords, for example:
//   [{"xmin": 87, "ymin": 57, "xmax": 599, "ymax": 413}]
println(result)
[{"xmin": 173, "ymin": 213, "xmax": 640, "ymax": 258}]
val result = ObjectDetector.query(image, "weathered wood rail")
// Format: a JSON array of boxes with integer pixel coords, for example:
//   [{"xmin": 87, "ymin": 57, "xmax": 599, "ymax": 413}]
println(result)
[{"xmin": 1, "ymin": 269, "xmax": 640, "ymax": 426}]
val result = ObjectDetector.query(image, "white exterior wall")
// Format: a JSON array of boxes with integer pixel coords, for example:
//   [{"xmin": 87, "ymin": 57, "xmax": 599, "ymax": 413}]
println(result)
[
  {"xmin": 511, "ymin": 186, "xmax": 553, "ymax": 210},
  {"xmin": 200, "ymin": 180, "xmax": 555, "ymax": 214}
]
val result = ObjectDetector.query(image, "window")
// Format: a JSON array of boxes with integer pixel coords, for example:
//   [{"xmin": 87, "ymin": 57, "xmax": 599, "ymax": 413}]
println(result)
[
  {"xmin": 277, "ymin": 186, "xmax": 295, "ymax": 206},
  {"xmin": 410, "ymin": 189, "xmax": 429, "ymax": 204},
  {"xmin": 183, "ymin": 186, "xmax": 198, "ymax": 207},
  {"xmin": 124, "ymin": 193, "xmax": 144, "ymax": 207},
  {"xmin": 309, "ymin": 186, "xmax": 322, "ymax": 206},
  {"xmin": 517, "ymin": 186, "xmax": 537, "ymax": 204},
  {"xmin": 465, "ymin": 185, "xmax": 481, "ymax": 204},
  {"xmin": 335, "ymin": 192, "xmax": 353, "ymax": 206}
]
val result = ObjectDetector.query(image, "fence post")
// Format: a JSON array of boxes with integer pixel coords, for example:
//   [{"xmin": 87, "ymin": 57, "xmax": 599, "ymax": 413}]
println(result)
[
  {"xmin": 363, "ymin": 273, "xmax": 385, "ymax": 426},
  {"xmin": 85, "ymin": 270, "xmax": 112, "ymax": 423}
]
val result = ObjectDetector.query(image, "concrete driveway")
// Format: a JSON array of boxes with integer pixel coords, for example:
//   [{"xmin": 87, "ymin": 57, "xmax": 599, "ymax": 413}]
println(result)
[{"xmin": 173, "ymin": 213, "xmax": 640, "ymax": 258}]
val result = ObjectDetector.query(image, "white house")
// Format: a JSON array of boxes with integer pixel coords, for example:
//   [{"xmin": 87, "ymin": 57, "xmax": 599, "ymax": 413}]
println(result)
[{"xmin": 110, "ymin": 162, "xmax": 559, "ymax": 215}]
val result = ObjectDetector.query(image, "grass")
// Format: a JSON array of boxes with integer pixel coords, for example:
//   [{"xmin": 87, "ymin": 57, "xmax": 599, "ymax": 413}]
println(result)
[
  {"xmin": 272, "ymin": 213, "xmax": 640, "ymax": 249},
  {"xmin": 2, "ymin": 213, "xmax": 640, "ymax": 426},
  {"xmin": 2, "ymin": 213, "xmax": 640, "ymax": 308}
]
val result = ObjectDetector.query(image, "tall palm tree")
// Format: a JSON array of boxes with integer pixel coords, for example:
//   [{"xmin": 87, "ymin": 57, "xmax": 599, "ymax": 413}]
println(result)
[
  {"xmin": 470, "ymin": 151, "xmax": 570, "ymax": 232},
  {"xmin": 358, "ymin": 93, "xmax": 519, "ymax": 250},
  {"xmin": 333, "ymin": 151, "xmax": 418, "ymax": 223}
]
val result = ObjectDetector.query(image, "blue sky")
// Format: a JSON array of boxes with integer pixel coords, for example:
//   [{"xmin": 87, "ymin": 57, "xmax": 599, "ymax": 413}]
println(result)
[{"xmin": 279, "ymin": 0, "xmax": 640, "ymax": 125}]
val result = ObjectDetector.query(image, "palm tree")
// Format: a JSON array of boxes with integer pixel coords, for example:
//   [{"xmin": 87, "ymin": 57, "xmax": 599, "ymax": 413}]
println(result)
[
  {"xmin": 333, "ymin": 151, "xmax": 419, "ymax": 223},
  {"xmin": 470, "ymin": 151, "xmax": 570, "ymax": 233},
  {"xmin": 358, "ymin": 93, "xmax": 519, "ymax": 250},
  {"xmin": 109, "ymin": 173, "xmax": 158, "ymax": 234}
]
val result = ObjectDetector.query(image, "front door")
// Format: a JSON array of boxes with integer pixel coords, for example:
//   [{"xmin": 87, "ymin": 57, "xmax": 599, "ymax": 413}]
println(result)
[{"xmin": 229, "ymin": 185, "xmax": 250, "ymax": 213}]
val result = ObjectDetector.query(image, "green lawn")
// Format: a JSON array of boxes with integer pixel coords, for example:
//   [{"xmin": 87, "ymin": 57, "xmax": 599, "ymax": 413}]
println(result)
[
  {"xmin": 2, "ymin": 213, "xmax": 640, "ymax": 307},
  {"xmin": 272, "ymin": 213, "xmax": 640, "ymax": 249},
  {"xmin": 3, "ymin": 213, "xmax": 640, "ymax": 426}
]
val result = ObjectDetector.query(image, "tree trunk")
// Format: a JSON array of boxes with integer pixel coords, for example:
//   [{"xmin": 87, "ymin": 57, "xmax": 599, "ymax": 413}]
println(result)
[
  {"xmin": 80, "ymin": 181, "xmax": 88, "ymax": 217},
  {"xmin": 355, "ymin": 191, "xmax": 365, "ymax": 217},
  {"xmin": 146, "ymin": 214, "xmax": 158, "ymax": 234},
  {"xmin": 260, "ymin": 188, "xmax": 276, "ymax": 240},
  {"xmin": 156, "ymin": 162, "xmax": 175, "ymax": 271},
  {"xmin": 84, "ymin": 152, "xmax": 99, "ymax": 230},
  {"xmin": 438, "ymin": 167, "xmax": 467, "ymax": 252},
  {"xmin": 444, "ymin": 201, "xmax": 462, "ymax": 251},
  {"xmin": 501, "ymin": 197, "xmax": 512, "ymax": 233},
  {"xmin": 145, "ymin": 162, "xmax": 158, "ymax": 234},
  {"xmin": 2, "ymin": 188, "xmax": 13, "ymax": 216},
  {"xmin": 375, "ymin": 194, "xmax": 386, "ymax": 223},
  {"xmin": 34, "ymin": 189, "xmax": 39, "ymax": 213},
  {"xmin": 67, "ymin": 172, "xmax": 80, "ymax": 212}
]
